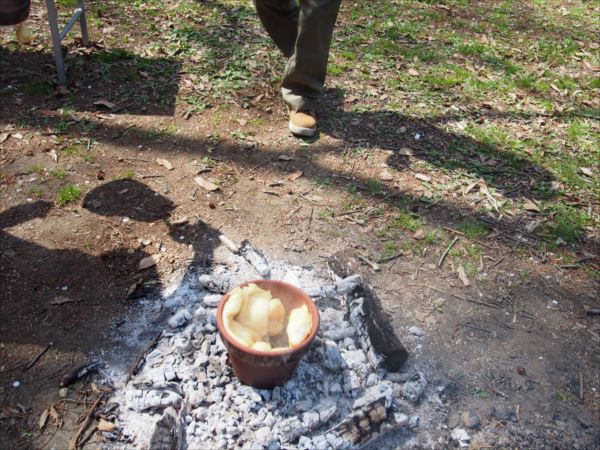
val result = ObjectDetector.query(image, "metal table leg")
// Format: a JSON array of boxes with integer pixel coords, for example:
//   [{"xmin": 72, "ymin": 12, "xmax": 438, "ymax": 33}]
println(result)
[{"xmin": 45, "ymin": 0, "xmax": 90, "ymax": 84}]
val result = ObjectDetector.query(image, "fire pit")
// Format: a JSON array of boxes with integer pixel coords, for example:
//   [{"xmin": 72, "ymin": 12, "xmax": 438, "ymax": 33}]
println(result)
[
  {"xmin": 217, "ymin": 280, "xmax": 320, "ymax": 389},
  {"xmin": 106, "ymin": 245, "xmax": 430, "ymax": 450}
]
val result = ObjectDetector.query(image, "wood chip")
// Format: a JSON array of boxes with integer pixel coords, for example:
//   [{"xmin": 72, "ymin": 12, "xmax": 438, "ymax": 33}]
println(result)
[
  {"xmin": 194, "ymin": 176, "xmax": 219, "ymax": 191},
  {"xmin": 457, "ymin": 265, "xmax": 470, "ymax": 287},
  {"xmin": 288, "ymin": 170, "xmax": 303, "ymax": 181},
  {"xmin": 39, "ymin": 409, "xmax": 49, "ymax": 429},
  {"xmin": 397, "ymin": 147, "xmax": 414, "ymax": 156},
  {"xmin": 415, "ymin": 173, "xmax": 431, "ymax": 182},
  {"xmin": 93, "ymin": 99, "xmax": 117, "ymax": 109},
  {"xmin": 0, "ymin": 133, "xmax": 9, "ymax": 144},
  {"xmin": 50, "ymin": 149, "xmax": 58, "ymax": 163},
  {"xmin": 156, "ymin": 159, "xmax": 174, "ymax": 170},
  {"xmin": 278, "ymin": 154, "xmax": 294, "ymax": 161},
  {"xmin": 50, "ymin": 296, "xmax": 78, "ymax": 305},
  {"xmin": 138, "ymin": 254, "xmax": 160, "ymax": 270},
  {"xmin": 97, "ymin": 419, "xmax": 117, "ymax": 432}
]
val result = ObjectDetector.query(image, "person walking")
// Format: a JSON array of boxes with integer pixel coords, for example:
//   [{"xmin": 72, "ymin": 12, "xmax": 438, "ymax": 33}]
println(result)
[{"xmin": 255, "ymin": 0, "xmax": 341, "ymax": 136}]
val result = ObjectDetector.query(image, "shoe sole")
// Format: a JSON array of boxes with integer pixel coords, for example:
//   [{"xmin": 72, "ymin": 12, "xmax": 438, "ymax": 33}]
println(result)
[{"xmin": 289, "ymin": 121, "xmax": 317, "ymax": 137}]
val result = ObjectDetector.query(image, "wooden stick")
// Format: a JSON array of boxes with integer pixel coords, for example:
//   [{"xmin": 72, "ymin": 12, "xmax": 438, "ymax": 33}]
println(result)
[
  {"xmin": 126, "ymin": 331, "xmax": 162, "ymax": 382},
  {"xmin": 410, "ymin": 284, "xmax": 502, "ymax": 309},
  {"xmin": 68, "ymin": 395, "xmax": 103, "ymax": 450},
  {"xmin": 23, "ymin": 343, "xmax": 53, "ymax": 371},
  {"xmin": 438, "ymin": 237, "xmax": 458, "ymax": 268},
  {"xmin": 579, "ymin": 371, "xmax": 584, "ymax": 400}
]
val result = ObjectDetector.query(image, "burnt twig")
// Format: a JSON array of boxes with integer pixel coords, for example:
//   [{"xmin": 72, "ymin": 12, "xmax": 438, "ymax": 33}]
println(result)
[
  {"xmin": 126, "ymin": 331, "xmax": 162, "ymax": 383},
  {"xmin": 68, "ymin": 395, "xmax": 104, "ymax": 450},
  {"xmin": 23, "ymin": 342, "xmax": 53, "ymax": 371},
  {"xmin": 60, "ymin": 361, "xmax": 100, "ymax": 387}
]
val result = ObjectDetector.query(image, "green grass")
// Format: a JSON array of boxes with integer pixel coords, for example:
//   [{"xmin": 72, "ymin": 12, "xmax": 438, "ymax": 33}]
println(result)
[
  {"xmin": 56, "ymin": 184, "xmax": 82, "ymax": 206},
  {"xmin": 26, "ymin": 164, "xmax": 44, "ymax": 175},
  {"xmin": 365, "ymin": 179, "xmax": 382, "ymax": 195},
  {"xmin": 120, "ymin": 169, "xmax": 135, "ymax": 180},
  {"xmin": 24, "ymin": 81, "xmax": 51, "ymax": 96},
  {"xmin": 458, "ymin": 221, "xmax": 488, "ymax": 239},
  {"xmin": 380, "ymin": 241, "xmax": 398, "ymax": 260},
  {"xmin": 544, "ymin": 204, "xmax": 591, "ymax": 243},
  {"xmin": 392, "ymin": 211, "xmax": 423, "ymax": 232},
  {"xmin": 317, "ymin": 209, "xmax": 334, "ymax": 220},
  {"xmin": 49, "ymin": 169, "xmax": 67, "ymax": 180}
]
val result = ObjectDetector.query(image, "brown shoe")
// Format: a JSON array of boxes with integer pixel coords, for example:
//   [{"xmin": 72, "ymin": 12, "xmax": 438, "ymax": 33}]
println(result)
[{"xmin": 289, "ymin": 110, "xmax": 317, "ymax": 136}]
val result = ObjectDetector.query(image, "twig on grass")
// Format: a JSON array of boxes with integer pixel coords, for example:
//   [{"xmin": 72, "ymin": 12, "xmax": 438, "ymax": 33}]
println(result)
[
  {"xmin": 68, "ymin": 395, "xmax": 104, "ymax": 450},
  {"xmin": 438, "ymin": 237, "xmax": 458, "ymax": 268},
  {"xmin": 23, "ymin": 342, "xmax": 53, "ymax": 371}
]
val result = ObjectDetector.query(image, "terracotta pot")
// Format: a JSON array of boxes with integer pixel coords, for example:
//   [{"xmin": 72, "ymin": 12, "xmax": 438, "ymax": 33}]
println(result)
[
  {"xmin": 0, "ymin": 0, "xmax": 31, "ymax": 26},
  {"xmin": 216, "ymin": 280, "xmax": 320, "ymax": 389}
]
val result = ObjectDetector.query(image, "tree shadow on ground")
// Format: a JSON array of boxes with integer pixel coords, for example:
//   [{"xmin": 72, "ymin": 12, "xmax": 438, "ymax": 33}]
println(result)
[
  {"xmin": 0, "ymin": 179, "xmax": 220, "ymax": 370},
  {"xmin": 0, "ymin": 47, "xmax": 181, "ymax": 116}
]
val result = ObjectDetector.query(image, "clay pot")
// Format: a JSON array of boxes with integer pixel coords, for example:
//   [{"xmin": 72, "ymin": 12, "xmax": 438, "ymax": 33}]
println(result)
[
  {"xmin": 0, "ymin": 0, "xmax": 31, "ymax": 26},
  {"xmin": 216, "ymin": 280, "xmax": 320, "ymax": 389}
]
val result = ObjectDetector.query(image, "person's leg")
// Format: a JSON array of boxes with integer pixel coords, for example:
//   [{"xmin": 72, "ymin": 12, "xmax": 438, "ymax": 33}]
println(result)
[
  {"xmin": 282, "ymin": 0, "xmax": 341, "ymax": 112},
  {"xmin": 254, "ymin": 0, "xmax": 300, "ymax": 58}
]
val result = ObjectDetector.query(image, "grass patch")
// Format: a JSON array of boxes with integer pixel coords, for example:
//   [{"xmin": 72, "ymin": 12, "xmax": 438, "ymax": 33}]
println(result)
[
  {"xmin": 56, "ymin": 184, "xmax": 82, "ymax": 206},
  {"xmin": 317, "ymin": 209, "xmax": 334, "ymax": 220},
  {"xmin": 458, "ymin": 221, "xmax": 488, "ymax": 239},
  {"xmin": 544, "ymin": 203, "xmax": 590, "ymax": 243},
  {"xmin": 119, "ymin": 169, "xmax": 135, "ymax": 179},
  {"xmin": 26, "ymin": 164, "xmax": 44, "ymax": 175},
  {"xmin": 49, "ymin": 169, "xmax": 67, "ymax": 180},
  {"xmin": 365, "ymin": 179, "xmax": 382, "ymax": 194},
  {"xmin": 392, "ymin": 211, "xmax": 422, "ymax": 232}
]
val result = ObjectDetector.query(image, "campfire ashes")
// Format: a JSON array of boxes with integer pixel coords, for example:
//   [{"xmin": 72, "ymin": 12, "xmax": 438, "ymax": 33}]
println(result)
[{"xmin": 105, "ymin": 247, "xmax": 432, "ymax": 449}]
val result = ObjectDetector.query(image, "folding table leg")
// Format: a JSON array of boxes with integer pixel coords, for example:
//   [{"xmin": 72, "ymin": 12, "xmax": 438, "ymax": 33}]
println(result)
[
  {"xmin": 45, "ymin": 0, "xmax": 67, "ymax": 85},
  {"xmin": 78, "ymin": 0, "xmax": 89, "ymax": 45}
]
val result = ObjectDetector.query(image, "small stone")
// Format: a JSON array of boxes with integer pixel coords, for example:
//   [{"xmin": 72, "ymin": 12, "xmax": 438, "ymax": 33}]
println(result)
[
  {"xmin": 167, "ymin": 309, "xmax": 191, "ymax": 328},
  {"xmin": 59, "ymin": 387, "xmax": 69, "ymax": 398},
  {"xmin": 462, "ymin": 410, "xmax": 481, "ymax": 429},
  {"xmin": 254, "ymin": 426, "xmax": 272, "ymax": 446},
  {"xmin": 491, "ymin": 405, "xmax": 515, "ymax": 422},
  {"xmin": 408, "ymin": 325, "xmax": 424, "ymax": 337},
  {"xmin": 408, "ymin": 415, "xmax": 420, "ymax": 429},
  {"xmin": 12, "ymin": 381, "xmax": 20, "ymax": 388},
  {"xmin": 395, "ymin": 413, "xmax": 409, "ymax": 426},
  {"xmin": 203, "ymin": 294, "xmax": 221, "ymax": 307},
  {"xmin": 451, "ymin": 428, "xmax": 470, "ymax": 448}
]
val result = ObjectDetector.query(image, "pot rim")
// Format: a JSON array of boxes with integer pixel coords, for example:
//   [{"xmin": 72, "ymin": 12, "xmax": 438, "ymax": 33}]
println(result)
[{"xmin": 216, "ymin": 279, "xmax": 320, "ymax": 357}]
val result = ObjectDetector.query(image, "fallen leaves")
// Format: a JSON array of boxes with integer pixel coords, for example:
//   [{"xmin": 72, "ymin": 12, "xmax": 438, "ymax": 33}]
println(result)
[
  {"xmin": 50, "ymin": 149, "xmax": 58, "ymax": 163},
  {"xmin": 457, "ymin": 265, "xmax": 470, "ymax": 287},
  {"xmin": 97, "ymin": 419, "xmax": 117, "ymax": 432},
  {"xmin": 194, "ymin": 176, "xmax": 219, "ymax": 191},
  {"xmin": 378, "ymin": 169, "xmax": 394, "ymax": 181},
  {"xmin": 415, "ymin": 173, "xmax": 431, "ymax": 182},
  {"xmin": 397, "ymin": 147, "xmax": 414, "ymax": 156},
  {"xmin": 50, "ymin": 296, "xmax": 79, "ymax": 305},
  {"xmin": 523, "ymin": 199, "xmax": 540, "ymax": 212},
  {"xmin": 580, "ymin": 167, "xmax": 593, "ymax": 177},
  {"xmin": 138, "ymin": 254, "xmax": 160, "ymax": 270},
  {"xmin": 93, "ymin": 99, "xmax": 117, "ymax": 110},
  {"xmin": 156, "ymin": 158, "xmax": 174, "ymax": 170},
  {"xmin": 287, "ymin": 170, "xmax": 303, "ymax": 181}
]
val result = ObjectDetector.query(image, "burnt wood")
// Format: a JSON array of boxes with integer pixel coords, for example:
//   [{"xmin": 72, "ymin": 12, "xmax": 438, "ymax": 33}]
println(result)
[{"xmin": 328, "ymin": 250, "xmax": 408, "ymax": 372}]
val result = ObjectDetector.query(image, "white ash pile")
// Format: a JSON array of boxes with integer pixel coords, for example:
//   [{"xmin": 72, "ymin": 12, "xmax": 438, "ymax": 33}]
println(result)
[{"xmin": 107, "ymin": 253, "xmax": 429, "ymax": 450}]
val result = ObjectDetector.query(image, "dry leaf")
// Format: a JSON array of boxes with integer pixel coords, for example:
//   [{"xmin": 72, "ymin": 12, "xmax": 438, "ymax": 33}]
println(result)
[
  {"xmin": 98, "ymin": 419, "xmax": 117, "ymax": 432},
  {"xmin": 397, "ymin": 147, "xmax": 414, "ymax": 156},
  {"xmin": 13, "ymin": 133, "xmax": 23, "ymax": 140},
  {"xmin": 138, "ymin": 254, "xmax": 160, "ymax": 270},
  {"xmin": 50, "ymin": 149, "xmax": 58, "ymax": 163},
  {"xmin": 156, "ymin": 158, "xmax": 174, "ymax": 170},
  {"xmin": 523, "ymin": 199, "xmax": 540, "ymax": 212},
  {"xmin": 413, "ymin": 229, "xmax": 425, "ymax": 240},
  {"xmin": 39, "ymin": 409, "xmax": 49, "ymax": 429},
  {"xmin": 408, "ymin": 68, "xmax": 420, "ymax": 76},
  {"xmin": 415, "ymin": 173, "xmax": 431, "ymax": 182},
  {"xmin": 278, "ymin": 154, "xmax": 294, "ymax": 161},
  {"xmin": 93, "ymin": 99, "xmax": 117, "ymax": 109},
  {"xmin": 287, "ymin": 170, "xmax": 303, "ymax": 181},
  {"xmin": 48, "ymin": 407, "xmax": 60, "ymax": 425},
  {"xmin": 580, "ymin": 167, "xmax": 593, "ymax": 177},
  {"xmin": 457, "ymin": 265, "xmax": 470, "ymax": 287},
  {"xmin": 194, "ymin": 176, "xmax": 219, "ymax": 191},
  {"xmin": 0, "ymin": 133, "xmax": 9, "ymax": 144},
  {"xmin": 50, "ymin": 296, "xmax": 77, "ymax": 305}
]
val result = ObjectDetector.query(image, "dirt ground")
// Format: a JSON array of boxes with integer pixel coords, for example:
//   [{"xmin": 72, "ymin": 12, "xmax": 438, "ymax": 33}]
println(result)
[{"xmin": 1, "ymin": 1, "xmax": 599, "ymax": 449}]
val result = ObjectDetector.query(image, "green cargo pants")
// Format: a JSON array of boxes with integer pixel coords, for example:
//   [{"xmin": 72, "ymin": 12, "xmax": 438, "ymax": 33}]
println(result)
[{"xmin": 254, "ymin": 0, "xmax": 342, "ymax": 111}]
